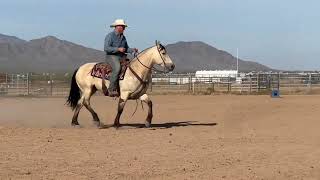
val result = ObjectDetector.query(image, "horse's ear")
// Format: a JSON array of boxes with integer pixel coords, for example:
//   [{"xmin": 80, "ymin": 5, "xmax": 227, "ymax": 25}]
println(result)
[{"xmin": 155, "ymin": 40, "xmax": 159, "ymax": 47}]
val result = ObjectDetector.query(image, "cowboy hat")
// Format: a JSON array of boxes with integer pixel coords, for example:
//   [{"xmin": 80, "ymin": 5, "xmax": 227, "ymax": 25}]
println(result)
[{"xmin": 110, "ymin": 19, "xmax": 128, "ymax": 28}]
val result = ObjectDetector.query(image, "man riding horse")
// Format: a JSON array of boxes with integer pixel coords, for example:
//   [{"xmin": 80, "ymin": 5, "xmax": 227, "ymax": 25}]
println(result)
[
  {"xmin": 104, "ymin": 19, "xmax": 138, "ymax": 97},
  {"xmin": 66, "ymin": 20, "xmax": 175, "ymax": 128}
]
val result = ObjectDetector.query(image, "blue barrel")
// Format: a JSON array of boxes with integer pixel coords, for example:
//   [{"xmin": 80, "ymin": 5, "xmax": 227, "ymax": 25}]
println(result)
[{"xmin": 271, "ymin": 90, "xmax": 280, "ymax": 98}]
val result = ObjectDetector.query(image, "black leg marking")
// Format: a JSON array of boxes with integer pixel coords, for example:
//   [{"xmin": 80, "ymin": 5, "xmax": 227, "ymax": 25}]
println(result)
[
  {"xmin": 114, "ymin": 98, "xmax": 126, "ymax": 128},
  {"xmin": 84, "ymin": 102, "xmax": 101, "ymax": 127},
  {"xmin": 71, "ymin": 104, "xmax": 83, "ymax": 126},
  {"xmin": 145, "ymin": 100, "xmax": 153, "ymax": 128}
]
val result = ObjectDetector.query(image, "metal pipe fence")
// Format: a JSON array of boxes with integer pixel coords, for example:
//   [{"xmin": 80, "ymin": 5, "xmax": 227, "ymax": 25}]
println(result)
[{"xmin": 1, "ymin": 72, "xmax": 320, "ymax": 96}]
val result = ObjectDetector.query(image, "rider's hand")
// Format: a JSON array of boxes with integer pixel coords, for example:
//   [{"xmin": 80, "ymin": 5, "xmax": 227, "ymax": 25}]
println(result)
[
  {"xmin": 118, "ymin": 47, "xmax": 126, "ymax": 53},
  {"xmin": 133, "ymin": 48, "xmax": 139, "ymax": 53}
]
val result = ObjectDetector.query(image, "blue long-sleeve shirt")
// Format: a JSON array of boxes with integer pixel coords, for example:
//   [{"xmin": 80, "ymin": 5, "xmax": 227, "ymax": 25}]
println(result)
[{"xmin": 104, "ymin": 31, "xmax": 134, "ymax": 57}]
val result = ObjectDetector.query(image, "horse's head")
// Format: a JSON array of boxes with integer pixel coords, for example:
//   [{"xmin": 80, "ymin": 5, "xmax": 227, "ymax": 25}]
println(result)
[{"xmin": 154, "ymin": 40, "xmax": 175, "ymax": 72}]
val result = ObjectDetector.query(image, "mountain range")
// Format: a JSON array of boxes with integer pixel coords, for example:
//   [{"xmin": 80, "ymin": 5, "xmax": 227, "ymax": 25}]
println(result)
[{"xmin": 0, "ymin": 33, "xmax": 272, "ymax": 72}]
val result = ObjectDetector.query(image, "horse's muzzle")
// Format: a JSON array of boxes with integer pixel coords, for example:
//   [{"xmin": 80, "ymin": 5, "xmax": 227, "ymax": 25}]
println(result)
[{"xmin": 168, "ymin": 64, "xmax": 175, "ymax": 71}]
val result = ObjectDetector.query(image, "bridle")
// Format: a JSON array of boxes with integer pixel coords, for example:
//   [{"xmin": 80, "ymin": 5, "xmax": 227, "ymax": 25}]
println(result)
[
  {"xmin": 130, "ymin": 42, "xmax": 169, "ymax": 73},
  {"xmin": 127, "ymin": 41, "xmax": 171, "ymax": 96}
]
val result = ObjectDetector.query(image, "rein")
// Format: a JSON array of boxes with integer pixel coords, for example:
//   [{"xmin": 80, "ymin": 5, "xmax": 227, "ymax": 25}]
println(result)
[
  {"xmin": 131, "ymin": 45, "xmax": 169, "ymax": 73},
  {"xmin": 127, "ymin": 45, "xmax": 169, "ymax": 95}
]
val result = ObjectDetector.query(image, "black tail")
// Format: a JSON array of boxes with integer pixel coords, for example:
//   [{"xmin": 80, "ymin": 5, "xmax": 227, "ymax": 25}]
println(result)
[{"xmin": 66, "ymin": 69, "xmax": 80, "ymax": 110}]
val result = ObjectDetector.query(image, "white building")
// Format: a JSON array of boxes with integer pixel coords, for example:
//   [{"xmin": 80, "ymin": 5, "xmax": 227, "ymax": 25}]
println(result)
[
  {"xmin": 152, "ymin": 77, "xmax": 190, "ymax": 84},
  {"xmin": 195, "ymin": 70, "xmax": 238, "ymax": 78},
  {"xmin": 195, "ymin": 70, "xmax": 244, "ymax": 83}
]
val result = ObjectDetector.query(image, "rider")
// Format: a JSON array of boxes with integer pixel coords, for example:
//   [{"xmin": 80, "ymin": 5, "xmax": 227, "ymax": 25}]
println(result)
[{"xmin": 104, "ymin": 19, "xmax": 138, "ymax": 97}]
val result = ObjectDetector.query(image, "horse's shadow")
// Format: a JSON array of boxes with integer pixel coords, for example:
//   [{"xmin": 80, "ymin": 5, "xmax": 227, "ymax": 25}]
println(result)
[{"xmin": 100, "ymin": 121, "xmax": 217, "ymax": 129}]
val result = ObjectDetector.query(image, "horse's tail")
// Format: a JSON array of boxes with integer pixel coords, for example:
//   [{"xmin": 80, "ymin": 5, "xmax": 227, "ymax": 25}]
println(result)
[{"xmin": 66, "ymin": 69, "xmax": 80, "ymax": 110}]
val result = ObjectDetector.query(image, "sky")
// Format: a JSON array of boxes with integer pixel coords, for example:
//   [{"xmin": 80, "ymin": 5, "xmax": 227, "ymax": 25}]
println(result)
[{"xmin": 1, "ymin": 0, "xmax": 320, "ymax": 70}]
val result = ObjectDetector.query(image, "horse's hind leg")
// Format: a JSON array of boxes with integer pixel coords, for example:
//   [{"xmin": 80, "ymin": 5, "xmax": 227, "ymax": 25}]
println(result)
[
  {"xmin": 140, "ymin": 94, "xmax": 153, "ymax": 128},
  {"xmin": 83, "ymin": 88, "xmax": 101, "ymax": 127},
  {"xmin": 71, "ymin": 96, "xmax": 84, "ymax": 127}
]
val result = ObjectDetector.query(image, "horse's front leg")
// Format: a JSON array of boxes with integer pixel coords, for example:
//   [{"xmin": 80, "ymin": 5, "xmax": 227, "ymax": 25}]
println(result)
[
  {"xmin": 140, "ymin": 94, "xmax": 153, "ymax": 128},
  {"xmin": 114, "ymin": 95, "xmax": 128, "ymax": 128}
]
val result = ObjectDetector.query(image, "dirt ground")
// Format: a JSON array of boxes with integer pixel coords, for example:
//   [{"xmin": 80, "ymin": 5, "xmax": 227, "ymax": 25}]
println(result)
[{"xmin": 0, "ymin": 95, "xmax": 320, "ymax": 180}]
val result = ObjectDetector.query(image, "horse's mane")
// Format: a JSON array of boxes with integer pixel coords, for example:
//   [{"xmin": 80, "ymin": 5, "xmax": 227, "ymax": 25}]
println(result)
[
  {"xmin": 139, "ymin": 46, "xmax": 155, "ymax": 55},
  {"xmin": 130, "ymin": 45, "xmax": 155, "ymax": 63}
]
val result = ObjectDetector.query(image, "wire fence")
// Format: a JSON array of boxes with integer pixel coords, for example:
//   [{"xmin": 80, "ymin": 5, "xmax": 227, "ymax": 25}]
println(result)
[{"xmin": 1, "ymin": 72, "xmax": 320, "ymax": 97}]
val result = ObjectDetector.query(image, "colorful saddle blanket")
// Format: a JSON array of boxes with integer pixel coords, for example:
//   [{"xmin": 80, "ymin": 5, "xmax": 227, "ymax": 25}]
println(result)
[{"xmin": 90, "ymin": 59, "xmax": 129, "ymax": 80}]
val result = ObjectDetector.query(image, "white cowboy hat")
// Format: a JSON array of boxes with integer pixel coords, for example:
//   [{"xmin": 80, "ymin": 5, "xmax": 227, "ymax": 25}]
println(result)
[{"xmin": 110, "ymin": 19, "xmax": 128, "ymax": 28}]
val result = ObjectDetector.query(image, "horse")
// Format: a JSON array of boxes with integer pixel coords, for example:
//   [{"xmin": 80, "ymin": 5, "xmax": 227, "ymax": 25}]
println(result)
[{"xmin": 66, "ymin": 41, "xmax": 175, "ymax": 128}]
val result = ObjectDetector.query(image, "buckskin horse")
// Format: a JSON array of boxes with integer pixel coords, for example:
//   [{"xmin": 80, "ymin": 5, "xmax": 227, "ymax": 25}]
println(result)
[{"xmin": 66, "ymin": 41, "xmax": 175, "ymax": 128}]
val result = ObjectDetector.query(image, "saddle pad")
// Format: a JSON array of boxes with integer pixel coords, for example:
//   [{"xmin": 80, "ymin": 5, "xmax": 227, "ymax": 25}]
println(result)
[{"xmin": 90, "ymin": 60, "xmax": 129, "ymax": 80}]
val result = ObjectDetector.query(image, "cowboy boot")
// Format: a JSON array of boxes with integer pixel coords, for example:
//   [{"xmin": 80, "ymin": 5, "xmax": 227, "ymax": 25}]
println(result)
[{"xmin": 108, "ymin": 88, "xmax": 119, "ymax": 97}]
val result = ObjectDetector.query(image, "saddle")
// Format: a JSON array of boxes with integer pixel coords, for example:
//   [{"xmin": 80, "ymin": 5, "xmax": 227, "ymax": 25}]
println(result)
[
  {"xmin": 90, "ymin": 59, "xmax": 130, "ymax": 97},
  {"xmin": 90, "ymin": 59, "xmax": 130, "ymax": 81}
]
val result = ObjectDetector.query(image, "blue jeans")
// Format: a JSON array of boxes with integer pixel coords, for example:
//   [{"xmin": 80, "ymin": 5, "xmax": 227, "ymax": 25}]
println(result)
[{"xmin": 105, "ymin": 55, "xmax": 121, "ymax": 90}]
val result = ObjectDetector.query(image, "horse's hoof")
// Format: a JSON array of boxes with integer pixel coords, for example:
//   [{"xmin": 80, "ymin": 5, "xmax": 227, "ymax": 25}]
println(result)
[
  {"xmin": 93, "ymin": 121, "xmax": 101, "ymax": 127},
  {"xmin": 71, "ymin": 124, "xmax": 81, "ymax": 128},
  {"xmin": 113, "ymin": 124, "xmax": 121, "ymax": 129},
  {"xmin": 145, "ymin": 121, "xmax": 151, "ymax": 128}
]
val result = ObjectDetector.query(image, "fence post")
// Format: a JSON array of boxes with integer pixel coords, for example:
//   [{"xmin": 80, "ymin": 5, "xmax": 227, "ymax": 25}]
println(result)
[
  {"xmin": 5, "ymin": 73, "xmax": 8, "ymax": 95},
  {"xmin": 257, "ymin": 73, "xmax": 260, "ymax": 92},
  {"xmin": 192, "ymin": 76, "xmax": 195, "ymax": 94},
  {"xmin": 308, "ymin": 73, "xmax": 312, "ymax": 92},
  {"xmin": 189, "ymin": 75, "xmax": 192, "ymax": 93},
  {"xmin": 230, "ymin": 76, "xmax": 232, "ymax": 92},
  {"xmin": 249, "ymin": 75, "xmax": 252, "ymax": 94},
  {"xmin": 211, "ymin": 77, "xmax": 215, "ymax": 94},
  {"xmin": 27, "ymin": 73, "xmax": 30, "ymax": 96},
  {"xmin": 192, "ymin": 82, "xmax": 195, "ymax": 94},
  {"xmin": 16, "ymin": 74, "xmax": 19, "ymax": 94},
  {"xmin": 150, "ymin": 74, "xmax": 153, "ymax": 93},
  {"xmin": 267, "ymin": 75, "xmax": 271, "ymax": 90},
  {"xmin": 50, "ymin": 73, "xmax": 53, "ymax": 96},
  {"xmin": 278, "ymin": 72, "xmax": 280, "ymax": 90},
  {"xmin": 227, "ymin": 76, "xmax": 231, "ymax": 92}
]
